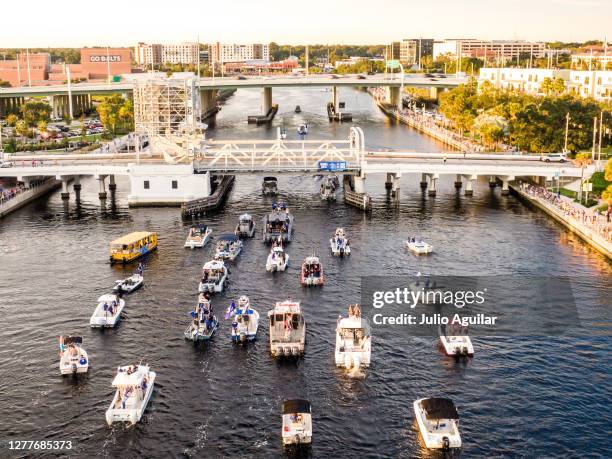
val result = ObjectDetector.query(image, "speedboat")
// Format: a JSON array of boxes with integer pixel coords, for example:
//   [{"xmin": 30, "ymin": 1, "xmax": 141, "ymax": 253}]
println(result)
[
  {"xmin": 235, "ymin": 213, "xmax": 256, "ymax": 238},
  {"xmin": 297, "ymin": 123, "xmax": 308, "ymax": 135},
  {"xmin": 214, "ymin": 234, "xmax": 243, "ymax": 261},
  {"xmin": 294, "ymin": 105, "xmax": 301, "ymax": 113},
  {"xmin": 439, "ymin": 324, "xmax": 474, "ymax": 357},
  {"xmin": 198, "ymin": 260, "xmax": 228, "ymax": 293},
  {"xmin": 90, "ymin": 294, "xmax": 125, "ymax": 328},
  {"xmin": 300, "ymin": 254, "xmax": 324, "ymax": 286},
  {"xmin": 405, "ymin": 238, "xmax": 433, "ymax": 255},
  {"xmin": 184, "ymin": 224, "xmax": 212, "ymax": 248},
  {"xmin": 229, "ymin": 295, "xmax": 260, "ymax": 343},
  {"xmin": 263, "ymin": 203, "xmax": 294, "ymax": 243},
  {"xmin": 268, "ymin": 300, "xmax": 306, "ymax": 357},
  {"xmin": 413, "ymin": 397, "xmax": 462, "ymax": 450},
  {"xmin": 59, "ymin": 336, "xmax": 89, "ymax": 375},
  {"xmin": 262, "ymin": 176, "xmax": 278, "ymax": 195},
  {"xmin": 106, "ymin": 364, "xmax": 156, "ymax": 426},
  {"xmin": 330, "ymin": 228, "xmax": 351, "ymax": 256},
  {"xmin": 113, "ymin": 273, "xmax": 143, "ymax": 294},
  {"xmin": 280, "ymin": 128, "xmax": 287, "ymax": 140},
  {"xmin": 266, "ymin": 243, "xmax": 289, "ymax": 272},
  {"xmin": 184, "ymin": 294, "xmax": 218, "ymax": 341},
  {"xmin": 335, "ymin": 307, "xmax": 371, "ymax": 369},
  {"xmin": 319, "ymin": 175, "xmax": 337, "ymax": 200},
  {"xmin": 281, "ymin": 399, "xmax": 312, "ymax": 447}
]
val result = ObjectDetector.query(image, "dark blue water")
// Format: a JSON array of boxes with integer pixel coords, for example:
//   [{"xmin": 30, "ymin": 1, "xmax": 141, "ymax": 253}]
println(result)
[{"xmin": 0, "ymin": 88, "xmax": 610, "ymax": 458}]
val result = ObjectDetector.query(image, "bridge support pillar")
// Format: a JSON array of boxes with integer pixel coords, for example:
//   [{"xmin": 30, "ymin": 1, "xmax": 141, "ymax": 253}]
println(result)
[
  {"xmin": 392, "ymin": 172, "xmax": 401, "ymax": 203},
  {"xmin": 332, "ymin": 86, "xmax": 339, "ymax": 112},
  {"xmin": 428, "ymin": 173, "xmax": 439, "ymax": 197},
  {"xmin": 0, "ymin": 98, "xmax": 6, "ymax": 117},
  {"xmin": 489, "ymin": 176, "xmax": 497, "ymax": 188},
  {"xmin": 454, "ymin": 174, "xmax": 462, "ymax": 189},
  {"xmin": 108, "ymin": 174, "xmax": 117, "ymax": 192},
  {"xmin": 387, "ymin": 86, "xmax": 401, "ymax": 111},
  {"xmin": 385, "ymin": 172, "xmax": 393, "ymax": 190},
  {"xmin": 429, "ymin": 86, "xmax": 439, "ymax": 100},
  {"xmin": 262, "ymin": 87, "xmax": 272, "ymax": 114},
  {"xmin": 498, "ymin": 175, "xmax": 514, "ymax": 196},
  {"xmin": 200, "ymin": 89, "xmax": 218, "ymax": 114},
  {"xmin": 420, "ymin": 173, "xmax": 428, "ymax": 190},
  {"xmin": 464, "ymin": 175, "xmax": 476, "ymax": 196},
  {"xmin": 353, "ymin": 175, "xmax": 366, "ymax": 194},
  {"xmin": 60, "ymin": 178, "xmax": 70, "ymax": 201},
  {"xmin": 73, "ymin": 176, "xmax": 81, "ymax": 202},
  {"xmin": 98, "ymin": 175, "xmax": 107, "ymax": 200}
]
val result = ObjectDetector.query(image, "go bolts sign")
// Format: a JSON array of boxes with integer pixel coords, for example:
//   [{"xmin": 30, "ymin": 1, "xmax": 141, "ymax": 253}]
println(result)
[{"xmin": 89, "ymin": 55, "xmax": 122, "ymax": 63}]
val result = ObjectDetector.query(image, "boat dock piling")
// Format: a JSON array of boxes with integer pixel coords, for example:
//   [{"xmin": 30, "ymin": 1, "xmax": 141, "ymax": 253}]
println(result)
[{"xmin": 181, "ymin": 175, "xmax": 235, "ymax": 219}]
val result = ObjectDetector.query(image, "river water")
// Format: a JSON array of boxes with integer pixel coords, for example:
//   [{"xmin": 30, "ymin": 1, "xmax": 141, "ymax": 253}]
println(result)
[{"xmin": 0, "ymin": 88, "xmax": 610, "ymax": 458}]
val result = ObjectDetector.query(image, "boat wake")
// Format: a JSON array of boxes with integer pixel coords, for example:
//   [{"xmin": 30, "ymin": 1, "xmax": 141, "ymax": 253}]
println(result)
[{"xmin": 347, "ymin": 365, "xmax": 366, "ymax": 379}]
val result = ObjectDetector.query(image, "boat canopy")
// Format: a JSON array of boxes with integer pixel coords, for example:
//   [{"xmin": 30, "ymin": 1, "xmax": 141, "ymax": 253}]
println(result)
[
  {"xmin": 283, "ymin": 399, "xmax": 311, "ymax": 414},
  {"xmin": 263, "ymin": 177, "xmax": 277, "ymax": 183},
  {"xmin": 239, "ymin": 213, "xmax": 252, "ymax": 221},
  {"xmin": 267, "ymin": 213, "xmax": 289, "ymax": 223},
  {"xmin": 272, "ymin": 246, "xmax": 284, "ymax": 253},
  {"xmin": 421, "ymin": 398, "xmax": 459, "ymax": 420},
  {"xmin": 63, "ymin": 336, "xmax": 83, "ymax": 345},
  {"xmin": 274, "ymin": 301, "xmax": 301, "ymax": 313},
  {"xmin": 203, "ymin": 260, "xmax": 225, "ymax": 270},
  {"xmin": 110, "ymin": 232, "xmax": 156, "ymax": 246},
  {"xmin": 304, "ymin": 256, "xmax": 320, "ymax": 265},
  {"xmin": 98, "ymin": 294, "xmax": 118, "ymax": 302},
  {"xmin": 338, "ymin": 317, "xmax": 369, "ymax": 330},
  {"xmin": 111, "ymin": 366, "xmax": 148, "ymax": 387},
  {"xmin": 190, "ymin": 224, "xmax": 208, "ymax": 231},
  {"xmin": 218, "ymin": 234, "xmax": 239, "ymax": 242}
]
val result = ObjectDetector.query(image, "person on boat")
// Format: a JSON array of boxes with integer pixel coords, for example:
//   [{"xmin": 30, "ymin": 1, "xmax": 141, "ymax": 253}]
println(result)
[
  {"xmin": 137, "ymin": 263, "xmax": 144, "ymax": 276},
  {"xmin": 354, "ymin": 304, "xmax": 361, "ymax": 317},
  {"xmin": 348, "ymin": 304, "xmax": 354, "ymax": 317}
]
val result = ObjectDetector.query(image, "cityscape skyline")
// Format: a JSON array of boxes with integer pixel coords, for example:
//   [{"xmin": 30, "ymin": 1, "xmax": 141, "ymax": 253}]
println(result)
[{"xmin": 0, "ymin": 0, "xmax": 611, "ymax": 47}]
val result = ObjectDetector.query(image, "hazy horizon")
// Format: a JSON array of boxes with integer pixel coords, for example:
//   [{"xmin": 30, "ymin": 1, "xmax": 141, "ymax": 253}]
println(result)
[{"xmin": 0, "ymin": 0, "xmax": 610, "ymax": 47}]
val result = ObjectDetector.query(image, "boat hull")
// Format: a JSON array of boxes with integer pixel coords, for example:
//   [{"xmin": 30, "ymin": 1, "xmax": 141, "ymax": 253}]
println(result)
[
  {"xmin": 413, "ymin": 399, "xmax": 462, "ymax": 449},
  {"xmin": 440, "ymin": 336, "xmax": 474, "ymax": 356},
  {"xmin": 90, "ymin": 301, "xmax": 125, "ymax": 328}
]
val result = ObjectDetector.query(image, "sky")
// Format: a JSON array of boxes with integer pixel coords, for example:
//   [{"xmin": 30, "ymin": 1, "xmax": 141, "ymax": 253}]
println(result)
[{"xmin": 0, "ymin": 0, "xmax": 610, "ymax": 47}]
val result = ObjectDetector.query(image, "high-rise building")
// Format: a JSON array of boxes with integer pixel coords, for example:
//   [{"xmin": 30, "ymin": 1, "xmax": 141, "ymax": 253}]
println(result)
[
  {"xmin": 135, "ymin": 43, "xmax": 163, "ymax": 66},
  {"xmin": 209, "ymin": 43, "xmax": 270, "ymax": 64},
  {"xmin": 399, "ymin": 39, "xmax": 433, "ymax": 66},
  {"xmin": 135, "ymin": 42, "xmax": 200, "ymax": 66},
  {"xmin": 434, "ymin": 39, "xmax": 546, "ymax": 62}
]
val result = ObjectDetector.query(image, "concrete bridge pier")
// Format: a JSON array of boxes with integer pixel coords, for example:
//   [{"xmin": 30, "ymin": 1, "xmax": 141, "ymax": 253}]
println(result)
[
  {"xmin": 454, "ymin": 174, "xmax": 463, "ymax": 189},
  {"xmin": 332, "ymin": 86, "xmax": 339, "ymax": 112},
  {"xmin": 499, "ymin": 175, "xmax": 514, "ymax": 196},
  {"xmin": 200, "ymin": 89, "xmax": 218, "ymax": 116},
  {"xmin": 262, "ymin": 87, "xmax": 273, "ymax": 114},
  {"xmin": 97, "ymin": 175, "xmax": 108, "ymax": 200},
  {"xmin": 464, "ymin": 175, "xmax": 477, "ymax": 196},
  {"xmin": 420, "ymin": 173, "xmax": 428, "ymax": 190},
  {"xmin": 385, "ymin": 172, "xmax": 394, "ymax": 190},
  {"xmin": 387, "ymin": 87, "xmax": 402, "ymax": 111},
  {"xmin": 489, "ymin": 176, "xmax": 497, "ymax": 188},
  {"xmin": 51, "ymin": 95, "xmax": 69, "ymax": 119},
  {"xmin": 429, "ymin": 87, "xmax": 439, "ymax": 100},
  {"xmin": 391, "ymin": 172, "xmax": 401, "ymax": 203},
  {"xmin": 60, "ymin": 177, "xmax": 70, "ymax": 201},
  {"xmin": 428, "ymin": 173, "xmax": 439, "ymax": 197},
  {"xmin": 353, "ymin": 175, "xmax": 366, "ymax": 194},
  {"xmin": 73, "ymin": 176, "xmax": 81, "ymax": 203},
  {"xmin": 108, "ymin": 174, "xmax": 117, "ymax": 192}
]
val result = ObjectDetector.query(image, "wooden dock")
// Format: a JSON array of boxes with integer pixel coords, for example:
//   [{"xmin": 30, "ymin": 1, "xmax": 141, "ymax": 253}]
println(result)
[{"xmin": 181, "ymin": 175, "xmax": 235, "ymax": 219}]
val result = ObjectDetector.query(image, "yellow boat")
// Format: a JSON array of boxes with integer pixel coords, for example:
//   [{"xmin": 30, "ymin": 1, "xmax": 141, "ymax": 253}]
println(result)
[{"xmin": 109, "ymin": 232, "xmax": 158, "ymax": 264}]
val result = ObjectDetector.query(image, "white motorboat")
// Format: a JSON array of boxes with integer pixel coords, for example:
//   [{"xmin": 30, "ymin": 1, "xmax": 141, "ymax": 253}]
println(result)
[
  {"xmin": 280, "ymin": 127, "xmax": 287, "ymax": 140},
  {"xmin": 90, "ymin": 294, "xmax": 125, "ymax": 328},
  {"xmin": 235, "ymin": 213, "xmax": 256, "ymax": 238},
  {"xmin": 184, "ymin": 294, "xmax": 218, "ymax": 342},
  {"xmin": 184, "ymin": 224, "xmax": 212, "ymax": 248},
  {"xmin": 319, "ymin": 176, "xmax": 337, "ymax": 200},
  {"xmin": 106, "ymin": 364, "xmax": 156, "ymax": 426},
  {"xmin": 405, "ymin": 238, "xmax": 433, "ymax": 255},
  {"xmin": 214, "ymin": 234, "xmax": 243, "ymax": 261},
  {"xmin": 263, "ymin": 203, "xmax": 294, "ymax": 243},
  {"xmin": 229, "ymin": 295, "xmax": 260, "ymax": 343},
  {"xmin": 266, "ymin": 244, "xmax": 289, "ymax": 272},
  {"xmin": 268, "ymin": 300, "xmax": 306, "ymax": 357},
  {"xmin": 297, "ymin": 123, "xmax": 308, "ymax": 135},
  {"xmin": 413, "ymin": 397, "xmax": 462, "ymax": 450},
  {"xmin": 262, "ymin": 176, "xmax": 278, "ymax": 195},
  {"xmin": 281, "ymin": 399, "xmax": 312, "ymax": 447},
  {"xmin": 335, "ymin": 308, "xmax": 371, "ymax": 369},
  {"xmin": 300, "ymin": 254, "xmax": 324, "ymax": 286},
  {"xmin": 113, "ymin": 273, "xmax": 143, "ymax": 294},
  {"xmin": 59, "ymin": 336, "xmax": 89, "ymax": 375},
  {"xmin": 199, "ymin": 260, "xmax": 228, "ymax": 293},
  {"xmin": 330, "ymin": 228, "xmax": 351, "ymax": 256},
  {"xmin": 439, "ymin": 324, "xmax": 474, "ymax": 357}
]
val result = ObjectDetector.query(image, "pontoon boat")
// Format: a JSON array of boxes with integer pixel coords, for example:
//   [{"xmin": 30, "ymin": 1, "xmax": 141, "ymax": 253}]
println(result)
[
  {"xmin": 330, "ymin": 228, "xmax": 351, "ymax": 256},
  {"xmin": 268, "ymin": 300, "xmax": 306, "ymax": 357},
  {"xmin": 281, "ymin": 399, "xmax": 312, "ymax": 447},
  {"xmin": 235, "ymin": 213, "xmax": 256, "ymax": 238},
  {"xmin": 230, "ymin": 295, "xmax": 260, "ymax": 343},
  {"xmin": 413, "ymin": 397, "xmax": 461, "ymax": 450},
  {"xmin": 59, "ymin": 336, "xmax": 89, "ymax": 375},
  {"xmin": 199, "ymin": 260, "xmax": 228, "ymax": 293},
  {"xmin": 90, "ymin": 294, "xmax": 125, "ymax": 328},
  {"xmin": 214, "ymin": 234, "xmax": 243, "ymax": 261},
  {"xmin": 106, "ymin": 364, "xmax": 156, "ymax": 426},
  {"xmin": 184, "ymin": 224, "xmax": 212, "ymax": 249},
  {"xmin": 184, "ymin": 294, "xmax": 218, "ymax": 341}
]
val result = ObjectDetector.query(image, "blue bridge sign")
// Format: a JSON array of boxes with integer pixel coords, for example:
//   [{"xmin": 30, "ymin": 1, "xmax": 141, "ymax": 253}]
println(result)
[{"xmin": 318, "ymin": 161, "xmax": 347, "ymax": 171}]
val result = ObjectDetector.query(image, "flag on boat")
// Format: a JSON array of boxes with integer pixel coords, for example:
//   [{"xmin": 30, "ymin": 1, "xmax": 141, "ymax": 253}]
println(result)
[{"xmin": 224, "ymin": 301, "xmax": 236, "ymax": 319}]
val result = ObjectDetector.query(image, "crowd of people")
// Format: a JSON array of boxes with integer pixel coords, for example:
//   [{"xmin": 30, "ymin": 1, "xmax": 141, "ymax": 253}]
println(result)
[
  {"xmin": 0, "ymin": 179, "xmax": 47, "ymax": 205},
  {"xmin": 521, "ymin": 183, "xmax": 612, "ymax": 243}
]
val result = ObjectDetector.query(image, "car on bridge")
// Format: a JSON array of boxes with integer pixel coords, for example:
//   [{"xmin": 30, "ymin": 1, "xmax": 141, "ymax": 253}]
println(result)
[
  {"xmin": 540, "ymin": 153, "xmax": 568, "ymax": 163},
  {"xmin": 0, "ymin": 160, "xmax": 14, "ymax": 168}
]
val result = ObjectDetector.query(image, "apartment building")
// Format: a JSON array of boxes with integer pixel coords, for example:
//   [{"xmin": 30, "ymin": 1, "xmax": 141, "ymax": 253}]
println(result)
[
  {"xmin": 209, "ymin": 43, "xmax": 270, "ymax": 64},
  {"xmin": 135, "ymin": 42, "xmax": 199, "ymax": 66},
  {"xmin": 435, "ymin": 39, "xmax": 546, "ymax": 62}
]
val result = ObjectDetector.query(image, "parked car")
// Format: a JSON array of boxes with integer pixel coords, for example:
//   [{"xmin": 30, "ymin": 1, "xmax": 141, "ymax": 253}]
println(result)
[
  {"xmin": 540, "ymin": 153, "xmax": 568, "ymax": 163},
  {"xmin": 357, "ymin": 75, "xmax": 366, "ymax": 80}
]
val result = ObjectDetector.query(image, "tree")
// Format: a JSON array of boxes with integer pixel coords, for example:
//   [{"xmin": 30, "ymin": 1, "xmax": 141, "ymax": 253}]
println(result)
[
  {"xmin": 602, "ymin": 185, "xmax": 612, "ymax": 205},
  {"xmin": 21, "ymin": 100, "xmax": 51, "ymax": 126},
  {"xmin": 6, "ymin": 113, "xmax": 18, "ymax": 127},
  {"xmin": 97, "ymin": 94, "xmax": 124, "ymax": 134},
  {"xmin": 15, "ymin": 119, "xmax": 29, "ymax": 137},
  {"xmin": 0, "ymin": 79, "xmax": 10, "ymax": 88},
  {"xmin": 605, "ymin": 158, "xmax": 612, "ymax": 182},
  {"xmin": 37, "ymin": 120, "xmax": 47, "ymax": 135},
  {"xmin": 540, "ymin": 77, "xmax": 566, "ymax": 96},
  {"xmin": 473, "ymin": 113, "xmax": 508, "ymax": 148}
]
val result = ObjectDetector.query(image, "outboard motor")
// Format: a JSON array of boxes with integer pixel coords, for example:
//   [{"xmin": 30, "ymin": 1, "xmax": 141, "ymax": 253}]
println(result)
[
  {"xmin": 292, "ymin": 347, "xmax": 299, "ymax": 356},
  {"xmin": 240, "ymin": 332, "xmax": 247, "ymax": 343},
  {"xmin": 71, "ymin": 363, "xmax": 77, "ymax": 373},
  {"xmin": 442, "ymin": 436, "xmax": 450, "ymax": 450},
  {"xmin": 462, "ymin": 346, "xmax": 469, "ymax": 356},
  {"xmin": 454, "ymin": 346, "xmax": 461, "ymax": 355}
]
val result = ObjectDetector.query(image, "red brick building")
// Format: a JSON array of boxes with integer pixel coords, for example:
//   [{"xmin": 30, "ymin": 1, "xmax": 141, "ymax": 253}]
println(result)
[
  {"xmin": 0, "ymin": 52, "xmax": 50, "ymax": 87},
  {"xmin": 80, "ymin": 48, "xmax": 132, "ymax": 79}
]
